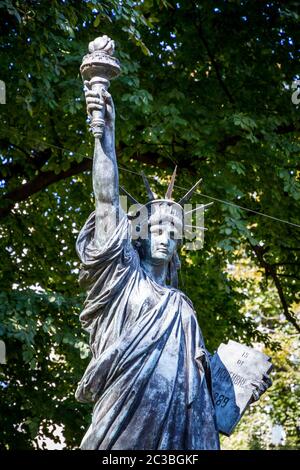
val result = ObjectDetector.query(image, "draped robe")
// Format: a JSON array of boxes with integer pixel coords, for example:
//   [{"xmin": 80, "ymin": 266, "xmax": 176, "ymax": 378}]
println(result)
[{"xmin": 75, "ymin": 212, "xmax": 220, "ymax": 450}]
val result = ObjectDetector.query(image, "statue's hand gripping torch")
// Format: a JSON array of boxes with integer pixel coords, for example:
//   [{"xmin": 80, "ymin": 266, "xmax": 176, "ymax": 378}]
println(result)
[{"xmin": 80, "ymin": 35, "xmax": 121, "ymax": 138}]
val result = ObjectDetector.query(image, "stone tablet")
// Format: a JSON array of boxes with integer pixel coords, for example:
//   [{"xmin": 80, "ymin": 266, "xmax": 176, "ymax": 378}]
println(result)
[{"xmin": 210, "ymin": 340, "xmax": 273, "ymax": 436}]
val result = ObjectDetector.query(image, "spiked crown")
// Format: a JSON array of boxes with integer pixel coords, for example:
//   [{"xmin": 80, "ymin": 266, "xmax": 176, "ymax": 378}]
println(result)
[
  {"xmin": 120, "ymin": 168, "xmax": 213, "ymax": 287},
  {"xmin": 120, "ymin": 167, "xmax": 210, "ymax": 238}
]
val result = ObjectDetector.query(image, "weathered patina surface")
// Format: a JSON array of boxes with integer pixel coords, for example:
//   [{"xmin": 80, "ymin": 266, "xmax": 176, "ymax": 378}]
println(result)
[
  {"xmin": 75, "ymin": 36, "xmax": 271, "ymax": 450},
  {"xmin": 76, "ymin": 213, "xmax": 219, "ymax": 449}
]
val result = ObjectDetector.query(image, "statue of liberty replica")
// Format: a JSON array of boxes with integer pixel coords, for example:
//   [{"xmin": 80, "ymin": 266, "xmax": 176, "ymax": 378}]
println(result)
[{"xmin": 75, "ymin": 36, "xmax": 272, "ymax": 450}]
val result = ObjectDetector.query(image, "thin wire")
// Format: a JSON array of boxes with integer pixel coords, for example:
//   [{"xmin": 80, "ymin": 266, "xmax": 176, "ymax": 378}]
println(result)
[
  {"xmin": 24, "ymin": 137, "xmax": 300, "ymax": 229},
  {"xmin": 118, "ymin": 166, "xmax": 300, "ymax": 229}
]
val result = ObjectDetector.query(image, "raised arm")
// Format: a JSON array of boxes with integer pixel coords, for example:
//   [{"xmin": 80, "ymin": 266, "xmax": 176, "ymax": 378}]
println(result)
[{"xmin": 85, "ymin": 83, "xmax": 123, "ymax": 248}]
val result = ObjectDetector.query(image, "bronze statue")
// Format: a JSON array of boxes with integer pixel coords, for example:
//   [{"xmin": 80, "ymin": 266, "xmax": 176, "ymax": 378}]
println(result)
[{"xmin": 75, "ymin": 36, "xmax": 271, "ymax": 450}]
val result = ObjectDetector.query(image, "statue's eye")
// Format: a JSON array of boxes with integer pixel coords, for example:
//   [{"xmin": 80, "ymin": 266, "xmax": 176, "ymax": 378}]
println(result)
[
  {"xmin": 158, "ymin": 229, "xmax": 163, "ymax": 236},
  {"xmin": 169, "ymin": 231, "xmax": 175, "ymax": 240}
]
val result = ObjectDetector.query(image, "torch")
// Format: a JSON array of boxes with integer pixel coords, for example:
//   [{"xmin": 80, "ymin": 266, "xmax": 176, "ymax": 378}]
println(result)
[{"xmin": 80, "ymin": 35, "xmax": 121, "ymax": 138}]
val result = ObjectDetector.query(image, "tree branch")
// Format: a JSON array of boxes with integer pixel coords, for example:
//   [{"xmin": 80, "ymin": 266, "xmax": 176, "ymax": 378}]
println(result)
[
  {"xmin": 277, "ymin": 274, "xmax": 300, "ymax": 281},
  {"xmin": 0, "ymin": 146, "xmax": 190, "ymax": 219},
  {"xmin": 0, "ymin": 143, "xmax": 52, "ymax": 182},
  {"xmin": 0, "ymin": 158, "xmax": 92, "ymax": 219},
  {"xmin": 194, "ymin": 14, "xmax": 235, "ymax": 105},
  {"xmin": 272, "ymin": 262, "xmax": 300, "ymax": 267},
  {"xmin": 251, "ymin": 244, "xmax": 300, "ymax": 333}
]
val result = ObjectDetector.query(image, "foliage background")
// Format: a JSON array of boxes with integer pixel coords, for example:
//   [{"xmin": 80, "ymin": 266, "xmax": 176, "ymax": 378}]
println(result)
[{"xmin": 0, "ymin": 0, "xmax": 299, "ymax": 449}]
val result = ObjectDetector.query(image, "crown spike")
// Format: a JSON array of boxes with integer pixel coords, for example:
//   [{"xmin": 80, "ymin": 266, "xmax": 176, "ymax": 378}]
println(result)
[
  {"xmin": 120, "ymin": 186, "xmax": 141, "ymax": 206},
  {"xmin": 177, "ymin": 178, "xmax": 202, "ymax": 206},
  {"xmin": 185, "ymin": 224, "xmax": 207, "ymax": 231},
  {"xmin": 141, "ymin": 172, "xmax": 155, "ymax": 201},
  {"xmin": 184, "ymin": 202, "xmax": 214, "ymax": 215},
  {"xmin": 165, "ymin": 166, "xmax": 177, "ymax": 199}
]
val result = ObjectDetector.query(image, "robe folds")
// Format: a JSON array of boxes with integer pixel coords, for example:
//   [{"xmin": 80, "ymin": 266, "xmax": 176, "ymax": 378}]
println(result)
[{"xmin": 75, "ymin": 212, "xmax": 220, "ymax": 450}]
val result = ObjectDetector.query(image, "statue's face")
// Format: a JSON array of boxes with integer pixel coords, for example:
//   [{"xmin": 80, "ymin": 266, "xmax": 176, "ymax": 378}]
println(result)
[{"xmin": 141, "ymin": 222, "xmax": 179, "ymax": 263}]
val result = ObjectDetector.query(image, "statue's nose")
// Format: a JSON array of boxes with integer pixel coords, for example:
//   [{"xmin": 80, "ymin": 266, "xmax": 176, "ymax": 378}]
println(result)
[{"xmin": 160, "ymin": 233, "xmax": 169, "ymax": 246}]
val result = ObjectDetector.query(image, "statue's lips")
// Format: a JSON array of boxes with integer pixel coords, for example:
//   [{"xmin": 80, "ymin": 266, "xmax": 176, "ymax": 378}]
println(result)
[{"xmin": 157, "ymin": 247, "xmax": 169, "ymax": 254}]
